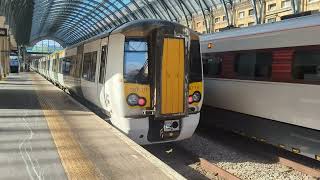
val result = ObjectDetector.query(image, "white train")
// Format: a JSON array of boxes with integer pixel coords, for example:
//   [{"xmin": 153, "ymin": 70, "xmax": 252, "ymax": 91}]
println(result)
[
  {"xmin": 31, "ymin": 20, "xmax": 203, "ymax": 144},
  {"xmin": 200, "ymin": 13, "xmax": 320, "ymax": 160}
]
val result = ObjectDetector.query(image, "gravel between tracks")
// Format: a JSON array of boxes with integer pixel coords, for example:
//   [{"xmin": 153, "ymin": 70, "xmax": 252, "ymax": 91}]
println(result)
[{"xmin": 178, "ymin": 133, "xmax": 316, "ymax": 180}]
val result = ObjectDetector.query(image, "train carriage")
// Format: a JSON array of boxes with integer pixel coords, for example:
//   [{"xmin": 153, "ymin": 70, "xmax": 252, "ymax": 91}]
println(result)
[
  {"xmin": 32, "ymin": 19, "xmax": 203, "ymax": 144},
  {"xmin": 200, "ymin": 13, "xmax": 320, "ymax": 160}
]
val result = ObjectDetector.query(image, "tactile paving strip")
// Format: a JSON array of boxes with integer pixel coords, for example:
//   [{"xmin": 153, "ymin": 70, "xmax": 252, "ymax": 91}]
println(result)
[{"xmin": 31, "ymin": 74, "xmax": 100, "ymax": 180}]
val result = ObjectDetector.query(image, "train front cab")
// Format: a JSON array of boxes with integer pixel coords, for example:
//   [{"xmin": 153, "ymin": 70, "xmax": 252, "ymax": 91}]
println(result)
[{"xmin": 108, "ymin": 21, "xmax": 203, "ymax": 144}]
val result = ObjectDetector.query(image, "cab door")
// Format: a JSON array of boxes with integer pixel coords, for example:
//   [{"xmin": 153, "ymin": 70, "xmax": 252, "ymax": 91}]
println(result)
[{"xmin": 159, "ymin": 38, "xmax": 186, "ymax": 117}]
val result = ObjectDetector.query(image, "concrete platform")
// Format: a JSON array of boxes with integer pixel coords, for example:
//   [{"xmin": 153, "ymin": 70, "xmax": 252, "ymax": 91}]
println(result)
[{"xmin": 0, "ymin": 72, "xmax": 184, "ymax": 180}]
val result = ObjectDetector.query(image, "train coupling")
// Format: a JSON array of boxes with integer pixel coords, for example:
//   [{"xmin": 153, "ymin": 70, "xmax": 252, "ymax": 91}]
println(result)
[{"xmin": 163, "ymin": 120, "xmax": 180, "ymax": 132}]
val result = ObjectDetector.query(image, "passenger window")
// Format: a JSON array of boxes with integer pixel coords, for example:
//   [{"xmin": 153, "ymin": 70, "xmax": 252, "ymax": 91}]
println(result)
[
  {"xmin": 235, "ymin": 53, "xmax": 256, "ymax": 79},
  {"xmin": 76, "ymin": 45, "xmax": 84, "ymax": 78},
  {"xmin": 235, "ymin": 52, "xmax": 272, "ymax": 80},
  {"xmin": 59, "ymin": 59, "xmax": 63, "ymax": 73},
  {"xmin": 55, "ymin": 55, "xmax": 59, "ymax": 72},
  {"xmin": 82, "ymin": 52, "xmax": 97, "ymax": 82},
  {"xmin": 255, "ymin": 53, "xmax": 272, "ymax": 79},
  {"xmin": 202, "ymin": 53, "xmax": 222, "ymax": 77},
  {"xmin": 48, "ymin": 60, "xmax": 50, "ymax": 71},
  {"xmin": 90, "ymin": 51, "xmax": 97, "ymax": 82},
  {"xmin": 82, "ymin": 53, "xmax": 91, "ymax": 80},
  {"xmin": 64, "ymin": 57, "xmax": 69, "ymax": 75},
  {"xmin": 124, "ymin": 39, "xmax": 148, "ymax": 84},
  {"xmin": 52, "ymin": 59, "xmax": 56, "ymax": 72},
  {"xmin": 293, "ymin": 51, "xmax": 320, "ymax": 81},
  {"xmin": 63, "ymin": 57, "xmax": 71, "ymax": 75},
  {"xmin": 71, "ymin": 56, "xmax": 76, "ymax": 76},
  {"xmin": 99, "ymin": 46, "xmax": 107, "ymax": 84}
]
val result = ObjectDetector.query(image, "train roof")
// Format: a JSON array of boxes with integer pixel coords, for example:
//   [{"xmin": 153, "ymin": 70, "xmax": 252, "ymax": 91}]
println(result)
[
  {"xmin": 111, "ymin": 19, "xmax": 193, "ymax": 34},
  {"xmin": 67, "ymin": 19, "xmax": 197, "ymax": 50},
  {"xmin": 200, "ymin": 13, "xmax": 320, "ymax": 53},
  {"xmin": 200, "ymin": 13, "xmax": 320, "ymax": 42}
]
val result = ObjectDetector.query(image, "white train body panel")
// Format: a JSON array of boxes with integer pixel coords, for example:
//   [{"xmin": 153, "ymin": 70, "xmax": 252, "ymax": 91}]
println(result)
[
  {"xmin": 204, "ymin": 78, "xmax": 320, "ymax": 130},
  {"xmin": 105, "ymin": 33, "xmax": 127, "ymax": 127}
]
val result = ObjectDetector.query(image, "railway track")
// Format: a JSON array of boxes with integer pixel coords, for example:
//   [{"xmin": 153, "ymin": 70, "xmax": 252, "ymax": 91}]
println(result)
[
  {"xmin": 145, "ymin": 127, "xmax": 320, "ymax": 180},
  {"xmin": 197, "ymin": 150, "xmax": 320, "ymax": 180},
  {"xmin": 185, "ymin": 126, "xmax": 320, "ymax": 180}
]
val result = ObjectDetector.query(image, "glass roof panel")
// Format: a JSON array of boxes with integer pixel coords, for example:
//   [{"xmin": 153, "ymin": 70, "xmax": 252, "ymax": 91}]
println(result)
[{"xmin": 1, "ymin": 0, "xmax": 252, "ymax": 46}]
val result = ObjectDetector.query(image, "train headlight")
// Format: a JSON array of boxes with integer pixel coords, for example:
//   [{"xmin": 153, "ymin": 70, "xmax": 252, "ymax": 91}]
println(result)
[
  {"xmin": 192, "ymin": 91, "xmax": 201, "ymax": 103},
  {"xmin": 127, "ymin": 93, "xmax": 139, "ymax": 106}
]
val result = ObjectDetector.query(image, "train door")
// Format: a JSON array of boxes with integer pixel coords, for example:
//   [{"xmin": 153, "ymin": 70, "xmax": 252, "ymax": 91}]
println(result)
[
  {"xmin": 147, "ymin": 30, "xmax": 188, "ymax": 141},
  {"xmin": 160, "ymin": 38, "xmax": 185, "ymax": 116},
  {"xmin": 150, "ymin": 35, "xmax": 187, "ymax": 119},
  {"xmin": 97, "ymin": 38, "xmax": 108, "ymax": 109},
  {"xmin": 81, "ymin": 39, "xmax": 100, "ymax": 106}
]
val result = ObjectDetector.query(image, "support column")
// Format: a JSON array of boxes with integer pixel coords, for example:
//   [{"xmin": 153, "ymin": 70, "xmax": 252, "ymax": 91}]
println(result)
[
  {"xmin": 0, "ymin": 36, "xmax": 4, "ymax": 80},
  {"xmin": 0, "ymin": 22, "xmax": 9, "ymax": 79},
  {"xmin": 4, "ymin": 36, "xmax": 9, "ymax": 77},
  {"xmin": 2, "ymin": 37, "xmax": 5, "ymax": 77},
  {"xmin": 3, "ymin": 36, "xmax": 6, "ymax": 77},
  {"xmin": 0, "ymin": 34, "xmax": 10, "ymax": 78}
]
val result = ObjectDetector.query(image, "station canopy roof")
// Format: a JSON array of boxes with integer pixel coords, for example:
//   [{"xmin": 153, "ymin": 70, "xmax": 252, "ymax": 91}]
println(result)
[{"xmin": 0, "ymin": 0, "xmax": 231, "ymax": 47}]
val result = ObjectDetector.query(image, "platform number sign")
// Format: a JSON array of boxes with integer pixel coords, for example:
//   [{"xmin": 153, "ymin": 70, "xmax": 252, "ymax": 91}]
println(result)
[{"xmin": 0, "ymin": 28, "xmax": 7, "ymax": 36}]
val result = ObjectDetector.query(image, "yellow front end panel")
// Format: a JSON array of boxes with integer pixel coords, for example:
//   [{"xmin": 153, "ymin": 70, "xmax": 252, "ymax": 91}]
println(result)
[
  {"xmin": 124, "ymin": 83, "xmax": 150, "ymax": 108},
  {"xmin": 161, "ymin": 38, "xmax": 185, "ymax": 115},
  {"xmin": 189, "ymin": 81, "xmax": 203, "ymax": 106}
]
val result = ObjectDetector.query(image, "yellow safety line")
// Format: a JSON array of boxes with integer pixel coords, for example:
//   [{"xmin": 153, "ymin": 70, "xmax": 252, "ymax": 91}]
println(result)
[{"xmin": 31, "ymin": 73, "xmax": 100, "ymax": 180}]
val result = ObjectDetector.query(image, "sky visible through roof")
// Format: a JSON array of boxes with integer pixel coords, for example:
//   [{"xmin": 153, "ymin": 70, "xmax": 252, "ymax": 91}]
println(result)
[{"xmin": 27, "ymin": 39, "xmax": 63, "ymax": 54}]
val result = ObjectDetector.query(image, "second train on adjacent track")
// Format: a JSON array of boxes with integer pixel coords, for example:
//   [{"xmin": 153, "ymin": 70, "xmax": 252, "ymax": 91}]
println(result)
[{"xmin": 200, "ymin": 14, "xmax": 320, "ymax": 160}]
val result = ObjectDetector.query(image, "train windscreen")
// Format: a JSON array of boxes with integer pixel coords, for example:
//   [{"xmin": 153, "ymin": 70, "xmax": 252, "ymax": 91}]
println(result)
[{"xmin": 124, "ymin": 39, "xmax": 149, "ymax": 84}]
